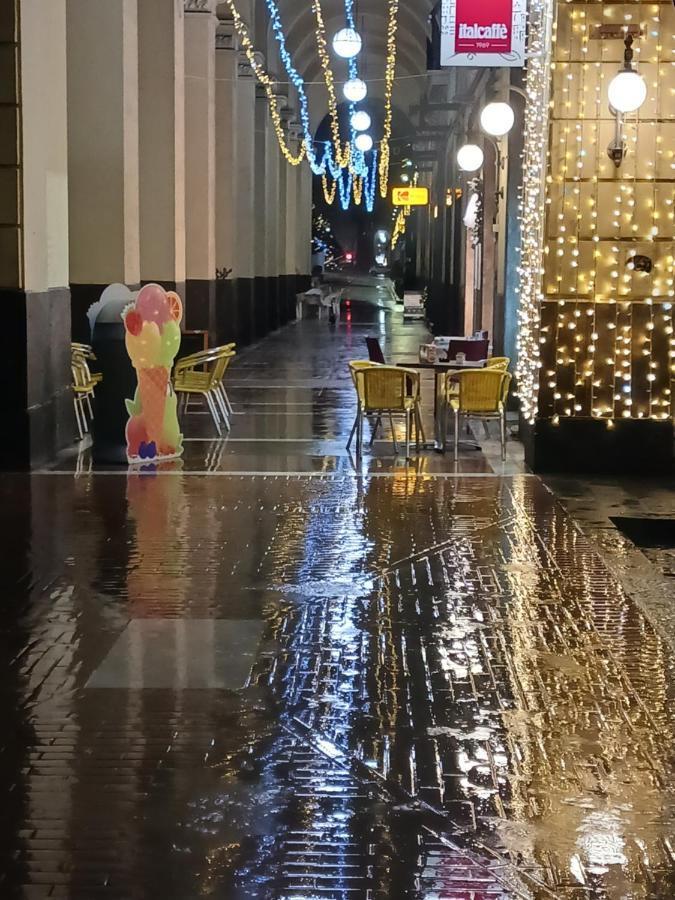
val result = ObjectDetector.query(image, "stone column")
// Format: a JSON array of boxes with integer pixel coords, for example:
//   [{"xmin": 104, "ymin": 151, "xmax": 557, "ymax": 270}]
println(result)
[
  {"xmin": 214, "ymin": 18, "xmax": 237, "ymax": 343},
  {"xmin": 296, "ymin": 161, "xmax": 313, "ymax": 280},
  {"xmin": 264, "ymin": 100, "xmax": 281, "ymax": 332},
  {"xmin": 253, "ymin": 86, "xmax": 269, "ymax": 339},
  {"xmin": 276, "ymin": 125, "xmax": 289, "ymax": 325},
  {"xmin": 66, "ymin": 0, "xmax": 140, "ymax": 338},
  {"xmin": 232, "ymin": 52, "xmax": 256, "ymax": 345},
  {"xmin": 0, "ymin": 0, "xmax": 72, "ymax": 465},
  {"xmin": 138, "ymin": 0, "xmax": 186, "ymax": 297},
  {"xmin": 184, "ymin": 0, "xmax": 216, "ymax": 336}
]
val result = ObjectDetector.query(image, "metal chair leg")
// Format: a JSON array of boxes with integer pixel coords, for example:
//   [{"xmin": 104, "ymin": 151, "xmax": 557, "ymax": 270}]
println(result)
[
  {"xmin": 483, "ymin": 420, "xmax": 491, "ymax": 439},
  {"xmin": 347, "ymin": 414, "xmax": 358, "ymax": 450},
  {"xmin": 369, "ymin": 415, "xmax": 381, "ymax": 448},
  {"xmin": 213, "ymin": 389, "xmax": 231, "ymax": 431},
  {"xmin": 221, "ymin": 387, "xmax": 233, "ymax": 416},
  {"xmin": 205, "ymin": 394, "xmax": 222, "ymax": 436},
  {"xmin": 74, "ymin": 398, "xmax": 84, "ymax": 440},
  {"xmin": 500, "ymin": 411, "xmax": 507, "ymax": 461},
  {"xmin": 415, "ymin": 405, "xmax": 426, "ymax": 446},
  {"xmin": 388, "ymin": 412, "xmax": 398, "ymax": 453},
  {"xmin": 454, "ymin": 409, "xmax": 460, "ymax": 461},
  {"xmin": 356, "ymin": 409, "xmax": 364, "ymax": 458},
  {"xmin": 405, "ymin": 409, "xmax": 411, "ymax": 459}
]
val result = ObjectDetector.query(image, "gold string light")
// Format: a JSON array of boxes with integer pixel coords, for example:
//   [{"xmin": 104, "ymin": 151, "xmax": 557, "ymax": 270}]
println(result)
[
  {"xmin": 322, "ymin": 173, "xmax": 337, "ymax": 204},
  {"xmin": 378, "ymin": 0, "xmax": 400, "ymax": 198},
  {"xmin": 224, "ymin": 0, "xmax": 305, "ymax": 166},
  {"xmin": 311, "ymin": 0, "xmax": 351, "ymax": 169}
]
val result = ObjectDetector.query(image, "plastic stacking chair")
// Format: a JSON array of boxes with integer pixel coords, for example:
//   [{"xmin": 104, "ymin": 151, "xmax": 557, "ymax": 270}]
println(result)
[
  {"xmin": 174, "ymin": 347, "xmax": 236, "ymax": 436},
  {"xmin": 447, "ymin": 369, "xmax": 512, "ymax": 461},
  {"xmin": 486, "ymin": 356, "xmax": 510, "ymax": 371},
  {"xmin": 71, "ymin": 344, "xmax": 101, "ymax": 439},
  {"xmin": 351, "ymin": 363, "xmax": 424, "ymax": 458}
]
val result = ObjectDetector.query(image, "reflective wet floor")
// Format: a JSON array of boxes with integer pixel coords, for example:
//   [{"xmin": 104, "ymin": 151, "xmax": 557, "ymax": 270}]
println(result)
[{"xmin": 3, "ymin": 301, "xmax": 675, "ymax": 898}]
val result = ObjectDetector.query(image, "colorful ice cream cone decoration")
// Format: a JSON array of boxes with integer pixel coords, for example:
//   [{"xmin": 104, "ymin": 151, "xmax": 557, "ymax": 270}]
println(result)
[{"xmin": 123, "ymin": 284, "xmax": 184, "ymax": 464}]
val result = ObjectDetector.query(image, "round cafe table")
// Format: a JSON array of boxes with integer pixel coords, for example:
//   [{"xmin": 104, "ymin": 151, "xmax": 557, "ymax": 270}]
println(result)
[{"xmin": 396, "ymin": 359, "xmax": 486, "ymax": 451}]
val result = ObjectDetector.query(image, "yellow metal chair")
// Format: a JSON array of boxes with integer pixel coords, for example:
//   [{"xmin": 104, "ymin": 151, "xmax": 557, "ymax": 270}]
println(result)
[
  {"xmin": 351, "ymin": 363, "xmax": 424, "ymax": 458},
  {"xmin": 486, "ymin": 356, "xmax": 510, "ymax": 371},
  {"xmin": 174, "ymin": 347, "xmax": 236, "ymax": 435},
  {"xmin": 71, "ymin": 344, "xmax": 101, "ymax": 439},
  {"xmin": 347, "ymin": 361, "xmax": 380, "ymax": 450},
  {"xmin": 448, "ymin": 369, "xmax": 512, "ymax": 461}
]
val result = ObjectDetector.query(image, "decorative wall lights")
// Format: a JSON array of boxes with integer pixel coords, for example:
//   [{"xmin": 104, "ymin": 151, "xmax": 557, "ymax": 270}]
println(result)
[
  {"xmin": 479, "ymin": 102, "xmax": 515, "ymax": 138},
  {"xmin": 457, "ymin": 143, "xmax": 485, "ymax": 173},
  {"xmin": 607, "ymin": 34, "xmax": 647, "ymax": 167}
]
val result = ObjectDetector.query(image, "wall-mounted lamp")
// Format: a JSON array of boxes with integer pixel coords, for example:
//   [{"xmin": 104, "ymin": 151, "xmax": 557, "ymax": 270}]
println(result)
[
  {"xmin": 479, "ymin": 102, "xmax": 515, "ymax": 138},
  {"xmin": 607, "ymin": 34, "xmax": 647, "ymax": 167},
  {"xmin": 457, "ymin": 143, "xmax": 484, "ymax": 173}
]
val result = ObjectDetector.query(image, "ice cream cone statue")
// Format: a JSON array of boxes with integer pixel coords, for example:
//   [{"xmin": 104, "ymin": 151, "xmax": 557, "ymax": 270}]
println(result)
[{"xmin": 123, "ymin": 284, "xmax": 184, "ymax": 463}]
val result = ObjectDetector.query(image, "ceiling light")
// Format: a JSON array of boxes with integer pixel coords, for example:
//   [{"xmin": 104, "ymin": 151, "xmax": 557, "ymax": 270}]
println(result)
[
  {"xmin": 332, "ymin": 28, "xmax": 362, "ymax": 59},
  {"xmin": 457, "ymin": 143, "xmax": 484, "ymax": 172},
  {"xmin": 343, "ymin": 77, "xmax": 367, "ymax": 102},
  {"xmin": 355, "ymin": 133, "xmax": 373, "ymax": 152},
  {"xmin": 350, "ymin": 110, "xmax": 371, "ymax": 132},
  {"xmin": 480, "ymin": 102, "xmax": 515, "ymax": 137}
]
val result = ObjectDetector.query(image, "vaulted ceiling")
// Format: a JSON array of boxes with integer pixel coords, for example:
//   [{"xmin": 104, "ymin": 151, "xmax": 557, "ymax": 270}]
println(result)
[{"xmin": 218, "ymin": 0, "xmax": 436, "ymax": 131}]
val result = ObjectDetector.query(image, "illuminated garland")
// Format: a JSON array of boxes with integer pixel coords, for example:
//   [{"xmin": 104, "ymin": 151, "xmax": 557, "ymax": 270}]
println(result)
[
  {"xmin": 322, "ymin": 174, "xmax": 337, "ymax": 204},
  {"xmin": 378, "ymin": 0, "xmax": 400, "ymax": 198},
  {"xmin": 224, "ymin": 0, "xmax": 305, "ymax": 166},
  {"xmin": 514, "ymin": 0, "xmax": 555, "ymax": 423},
  {"xmin": 311, "ymin": 0, "xmax": 351, "ymax": 169}
]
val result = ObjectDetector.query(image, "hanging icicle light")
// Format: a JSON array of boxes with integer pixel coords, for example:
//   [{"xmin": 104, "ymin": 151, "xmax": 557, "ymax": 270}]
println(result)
[
  {"xmin": 343, "ymin": 77, "xmax": 367, "ymax": 103},
  {"xmin": 355, "ymin": 133, "xmax": 373, "ymax": 152},
  {"xmin": 332, "ymin": 27, "xmax": 362, "ymax": 59},
  {"xmin": 350, "ymin": 110, "xmax": 371, "ymax": 132}
]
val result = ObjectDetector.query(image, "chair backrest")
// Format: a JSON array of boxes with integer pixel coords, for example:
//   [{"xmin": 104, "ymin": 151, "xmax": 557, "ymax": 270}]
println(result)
[
  {"xmin": 457, "ymin": 369, "xmax": 508, "ymax": 413},
  {"xmin": 348, "ymin": 360, "xmax": 379, "ymax": 388},
  {"xmin": 486, "ymin": 356, "xmax": 510, "ymax": 371},
  {"xmin": 365, "ymin": 337, "xmax": 386, "ymax": 364},
  {"xmin": 447, "ymin": 338, "xmax": 489, "ymax": 362},
  {"xmin": 356, "ymin": 365, "xmax": 417, "ymax": 411}
]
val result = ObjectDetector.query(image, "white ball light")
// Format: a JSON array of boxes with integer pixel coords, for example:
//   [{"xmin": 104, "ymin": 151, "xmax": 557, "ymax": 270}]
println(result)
[
  {"xmin": 355, "ymin": 133, "xmax": 373, "ymax": 153},
  {"xmin": 332, "ymin": 28, "xmax": 362, "ymax": 59},
  {"xmin": 608, "ymin": 70, "xmax": 647, "ymax": 113},
  {"xmin": 457, "ymin": 143, "xmax": 484, "ymax": 172},
  {"xmin": 343, "ymin": 77, "xmax": 367, "ymax": 103},
  {"xmin": 480, "ymin": 102, "xmax": 515, "ymax": 137},
  {"xmin": 350, "ymin": 110, "xmax": 371, "ymax": 132}
]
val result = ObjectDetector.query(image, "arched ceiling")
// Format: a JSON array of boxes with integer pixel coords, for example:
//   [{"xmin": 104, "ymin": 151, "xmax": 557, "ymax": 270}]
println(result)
[{"xmin": 218, "ymin": 0, "xmax": 435, "ymax": 129}]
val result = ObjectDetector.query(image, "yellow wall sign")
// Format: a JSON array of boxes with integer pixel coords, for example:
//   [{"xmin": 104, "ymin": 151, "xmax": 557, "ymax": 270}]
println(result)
[{"xmin": 392, "ymin": 186, "xmax": 429, "ymax": 206}]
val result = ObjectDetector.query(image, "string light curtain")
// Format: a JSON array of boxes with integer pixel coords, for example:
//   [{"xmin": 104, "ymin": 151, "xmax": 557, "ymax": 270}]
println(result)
[{"xmin": 517, "ymin": 0, "xmax": 675, "ymax": 426}]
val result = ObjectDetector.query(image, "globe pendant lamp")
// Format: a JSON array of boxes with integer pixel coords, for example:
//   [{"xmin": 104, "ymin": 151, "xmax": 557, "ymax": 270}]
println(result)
[
  {"xmin": 608, "ymin": 33, "xmax": 647, "ymax": 114},
  {"xmin": 457, "ymin": 143, "xmax": 484, "ymax": 173},
  {"xmin": 332, "ymin": 27, "xmax": 362, "ymax": 59},
  {"xmin": 350, "ymin": 110, "xmax": 371, "ymax": 132},
  {"xmin": 343, "ymin": 77, "xmax": 367, "ymax": 103},
  {"xmin": 355, "ymin": 133, "xmax": 373, "ymax": 153},
  {"xmin": 480, "ymin": 102, "xmax": 515, "ymax": 138}
]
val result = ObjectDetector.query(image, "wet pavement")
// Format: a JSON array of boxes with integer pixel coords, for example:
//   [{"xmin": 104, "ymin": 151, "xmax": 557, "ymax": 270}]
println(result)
[{"xmin": 2, "ymin": 300, "xmax": 675, "ymax": 898}]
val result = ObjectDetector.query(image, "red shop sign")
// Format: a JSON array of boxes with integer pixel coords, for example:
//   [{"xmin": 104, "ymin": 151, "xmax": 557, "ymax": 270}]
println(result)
[{"xmin": 454, "ymin": 0, "xmax": 513, "ymax": 54}]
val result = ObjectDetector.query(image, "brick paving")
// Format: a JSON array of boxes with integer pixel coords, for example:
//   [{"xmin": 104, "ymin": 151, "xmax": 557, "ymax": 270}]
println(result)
[{"xmin": 2, "ymin": 313, "xmax": 675, "ymax": 898}]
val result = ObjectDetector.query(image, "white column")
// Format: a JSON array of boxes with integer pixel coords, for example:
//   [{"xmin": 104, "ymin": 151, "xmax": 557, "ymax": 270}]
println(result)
[
  {"xmin": 283, "ymin": 135, "xmax": 300, "ymax": 277},
  {"xmin": 138, "ymin": 0, "xmax": 185, "ymax": 291},
  {"xmin": 234, "ymin": 54, "xmax": 256, "ymax": 280},
  {"xmin": 253, "ymin": 88, "xmax": 268, "ymax": 277},
  {"xmin": 215, "ymin": 20, "xmax": 237, "ymax": 276},
  {"xmin": 184, "ymin": 0, "xmax": 216, "ymax": 329},
  {"xmin": 296, "ymin": 163, "xmax": 312, "ymax": 276},
  {"xmin": 66, "ymin": 0, "xmax": 140, "ymax": 287},
  {"xmin": 264, "ymin": 107, "xmax": 280, "ymax": 279}
]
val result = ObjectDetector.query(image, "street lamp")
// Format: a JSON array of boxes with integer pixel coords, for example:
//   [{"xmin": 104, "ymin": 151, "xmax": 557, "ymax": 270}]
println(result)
[
  {"xmin": 355, "ymin": 133, "xmax": 373, "ymax": 152},
  {"xmin": 332, "ymin": 28, "xmax": 362, "ymax": 59},
  {"xmin": 457, "ymin": 143, "xmax": 484, "ymax": 173},
  {"xmin": 343, "ymin": 77, "xmax": 367, "ymax": 102},
  {"xmin": 350, "ymin": 110, "xmax": 371, "ymax": 132},
  {"xmin": 479, "ymin": 102, "xmax": 515, "ymax": 138},
  {"xmin": 607, "ymin": 34, "xmax": 647, "ymax": 167}
]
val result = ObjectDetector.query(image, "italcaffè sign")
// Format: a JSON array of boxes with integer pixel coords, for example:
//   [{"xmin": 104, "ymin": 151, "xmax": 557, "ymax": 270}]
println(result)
[{"xmin": 440, "ymin": 0, "xmax": 527, "ymax": 66}]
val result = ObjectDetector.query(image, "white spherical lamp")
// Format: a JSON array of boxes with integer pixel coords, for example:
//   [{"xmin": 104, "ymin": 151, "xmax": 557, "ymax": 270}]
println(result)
[
  {"xmin": 355, "ymin": 133, "xmax": 373, "ymax": 153},
  {"xmin": 332, "ymin": 28, "xmax": 362, "ymax": 59},
  {"xmin": 480, "ymin": 102, "xmax": 515, "ymax": 137},
  {"xmin": 350, "ymin": 110, "xmax": 371, "ymax": 132},
  {"xmin": 457, "ymin": 143, "xmax": 484, "ymax": 172},
  {"xmin": 608, "ymin": 70, "xmax": 647, "ymax": 113},
  {"xmin": 343, "ymin": 77, "xmax": 367, "ymax": 103}
]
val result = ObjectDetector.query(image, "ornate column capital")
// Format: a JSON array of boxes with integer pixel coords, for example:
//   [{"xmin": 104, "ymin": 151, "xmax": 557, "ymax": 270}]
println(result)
[
  {"xmin": 215, "ymin": 19, "xmax": 237, "ymax": 50},
  {"xmin": 184, "ymin": 0, "xmax": 216, "ymax": 13}
]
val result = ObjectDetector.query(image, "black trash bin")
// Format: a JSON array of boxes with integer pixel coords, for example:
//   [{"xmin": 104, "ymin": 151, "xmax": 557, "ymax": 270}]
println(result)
[{"xmin": 91, "ymin": 298, "xmax": 137, "ymax": 464}]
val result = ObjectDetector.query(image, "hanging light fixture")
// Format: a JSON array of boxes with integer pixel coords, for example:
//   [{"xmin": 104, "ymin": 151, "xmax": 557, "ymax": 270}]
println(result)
[
  {"xmin": 332, "ymin": 27, "xmax": 362, "ymax": 59},
  {"xmin": 608, "ymin": 34, "xmax": 647, "ymax": 114},
  {"xmin": 350, "ymin": 110, "xmax": 371, "ymax": 132},
  {"xmin": 480, "ymin": 102, "xmax": 515, "ymax": 138},
  {"xmin": 343, "ymin": 77, "xmax": 367, "ymax": 103},
  {"xmin": 457, "ymin": 143, "xmax": 484, "ymax": 172},
  {"xmin": 355, "ymin": 133, "xmax": 373, "ymax": 152}
]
